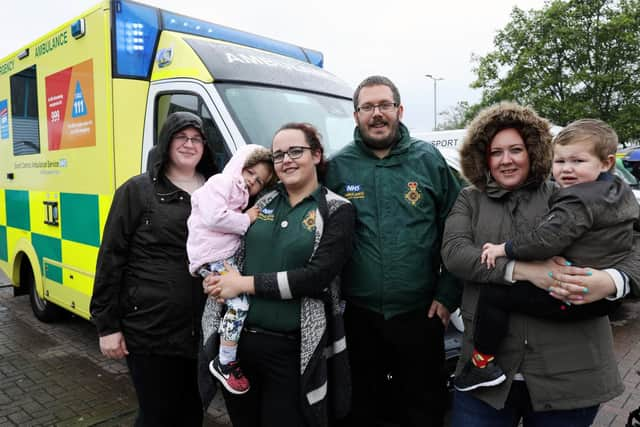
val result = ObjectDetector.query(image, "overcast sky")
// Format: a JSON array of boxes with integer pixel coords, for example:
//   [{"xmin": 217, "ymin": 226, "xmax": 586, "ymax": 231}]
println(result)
[{"xmin": 4, "ymin": 0, "xmax": 547, "ymax": 131}]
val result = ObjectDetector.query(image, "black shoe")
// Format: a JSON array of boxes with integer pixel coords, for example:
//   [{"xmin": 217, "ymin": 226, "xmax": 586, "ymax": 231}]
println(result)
[{"xmin": 454, "ymin": 360, "xmax": 506, "ymax": 392}]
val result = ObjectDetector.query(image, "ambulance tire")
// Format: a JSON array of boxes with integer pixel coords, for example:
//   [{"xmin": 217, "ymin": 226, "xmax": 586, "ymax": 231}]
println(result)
[{"xmin": 24, "ymin": 260, "xmax": 65, "ymax": 323}]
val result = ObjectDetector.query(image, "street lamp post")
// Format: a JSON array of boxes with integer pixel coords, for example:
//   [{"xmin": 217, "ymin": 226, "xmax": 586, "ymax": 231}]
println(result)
[{"xmin": 425, "ymin": 74, "xmax": 444, "ymax": 130}]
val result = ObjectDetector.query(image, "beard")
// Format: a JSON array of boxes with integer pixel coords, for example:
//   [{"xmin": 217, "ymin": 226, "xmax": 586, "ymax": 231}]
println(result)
[{"xmin": 359, "ymin": 116, "xmax": 400, "ymax": 150}]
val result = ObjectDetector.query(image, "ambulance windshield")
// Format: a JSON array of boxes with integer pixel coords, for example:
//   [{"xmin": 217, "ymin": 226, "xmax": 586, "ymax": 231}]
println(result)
[{"xmin": 217, "ymin": 83, "xmax": 354, "ymax": 157}]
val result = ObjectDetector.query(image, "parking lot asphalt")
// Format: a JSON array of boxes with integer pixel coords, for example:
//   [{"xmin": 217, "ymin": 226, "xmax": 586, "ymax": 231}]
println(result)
[{"xmin": 1, "ymin": 271, "xmax": 639, "ymax": 426}]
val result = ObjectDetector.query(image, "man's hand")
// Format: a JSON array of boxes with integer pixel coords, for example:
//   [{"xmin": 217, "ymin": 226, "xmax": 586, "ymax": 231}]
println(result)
[
  {"xmin": 99, "ymin": 331, "xmax": 129, "ymax": 359},
  {"xmin": 428, "ymin": 300, "xmax": 450, "ymax": 328}
]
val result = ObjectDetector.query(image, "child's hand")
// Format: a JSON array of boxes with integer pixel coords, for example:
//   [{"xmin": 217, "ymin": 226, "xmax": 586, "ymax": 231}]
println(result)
[
  {"xmin": 481, "ymin": 242, "xmax": 506, "ymax": 269},
  {"xmin": 247, "ymin": 206, "xmax": 260, "ymax": 224}
]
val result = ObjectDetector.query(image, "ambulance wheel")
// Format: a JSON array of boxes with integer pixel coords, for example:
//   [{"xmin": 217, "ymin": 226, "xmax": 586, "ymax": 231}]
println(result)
[{"xmin": 24, "ymin": 261, "xmax": 64, "ymax": 323}]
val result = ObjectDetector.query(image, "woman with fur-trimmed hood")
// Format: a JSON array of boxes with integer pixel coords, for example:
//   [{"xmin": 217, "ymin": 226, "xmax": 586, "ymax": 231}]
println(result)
[{"xmin": 441, "ymin": 102, "xmax": 640, "ymax": 426}]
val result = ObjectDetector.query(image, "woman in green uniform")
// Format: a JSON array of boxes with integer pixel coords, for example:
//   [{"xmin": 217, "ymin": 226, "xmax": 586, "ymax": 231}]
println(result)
[{"xmin": 203, "ymin": 122, "xmax": 355, "ymax": 427}]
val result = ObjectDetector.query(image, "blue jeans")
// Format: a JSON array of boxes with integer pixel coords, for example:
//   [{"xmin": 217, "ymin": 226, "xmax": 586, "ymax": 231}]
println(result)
[{"xmin": 451, "ymin": 382, "xmax": 599, "ymax": 427}]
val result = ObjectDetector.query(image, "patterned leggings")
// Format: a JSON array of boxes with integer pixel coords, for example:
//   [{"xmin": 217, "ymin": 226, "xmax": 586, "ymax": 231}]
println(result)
[{"xmin": 199, "ymin": 258, "xmax": 249, "ymax": 343}]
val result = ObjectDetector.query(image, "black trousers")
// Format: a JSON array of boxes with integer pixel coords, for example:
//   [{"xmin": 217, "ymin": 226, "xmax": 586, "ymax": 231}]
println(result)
[
  {"xmin": 338, "ymin": 304, "xmax": 448, "ymax": 427},
  {"xmin": 126, "ymin": 353, "xmax": 203, "ymax": 427},
  {"xmin": 475, "ymin": 283, "xmax": 620, "ymax": 355},
  {"xmin": 222, "ymin": 329, "xmax": 305, "ymax": 427}
]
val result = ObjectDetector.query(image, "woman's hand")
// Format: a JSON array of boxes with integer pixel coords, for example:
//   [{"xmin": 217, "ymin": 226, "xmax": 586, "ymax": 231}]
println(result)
[
  {"xmin": 99, "ymin": 331, "xmax": 129, "ymax": 359},
  {"xmin": 550, "ymin": 265, "xmax": 615, "ymax": 304},
  {"xmin": 202, "ymin": 262, "xmax": 254, "ymax": 301},
  {"xmin": 513, "ymin": 256, "xmax": 616, "ymax": 304}
]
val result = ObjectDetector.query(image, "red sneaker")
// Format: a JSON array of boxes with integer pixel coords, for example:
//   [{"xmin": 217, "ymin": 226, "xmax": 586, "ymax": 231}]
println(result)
[{"xmin": 209, "ymin": 356, "xmax": 250, "ymax": 394}]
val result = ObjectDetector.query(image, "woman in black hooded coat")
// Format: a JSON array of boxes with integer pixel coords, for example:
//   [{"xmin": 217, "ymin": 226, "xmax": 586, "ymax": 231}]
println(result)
[{"xmin": 91, "ymin": 111, "xmax": 217, "ymax": 427}]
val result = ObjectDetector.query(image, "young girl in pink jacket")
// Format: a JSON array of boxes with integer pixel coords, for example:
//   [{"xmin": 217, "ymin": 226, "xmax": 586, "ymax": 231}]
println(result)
[{"xmin": 187, "ymin": 144, "xmax": 275, "ymax": 394}]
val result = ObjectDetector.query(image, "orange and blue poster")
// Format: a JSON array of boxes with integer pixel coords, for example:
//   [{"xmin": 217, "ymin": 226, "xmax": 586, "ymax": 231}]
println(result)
[{"xmin": 45, "ymin": 59, "xmax": 95, "ymax": 150}]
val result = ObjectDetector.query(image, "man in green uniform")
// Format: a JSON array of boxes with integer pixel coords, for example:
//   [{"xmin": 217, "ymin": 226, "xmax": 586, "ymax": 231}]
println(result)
[{"xmin": 326, "ymin": 75, "xmax": 461, "ymax": 427}]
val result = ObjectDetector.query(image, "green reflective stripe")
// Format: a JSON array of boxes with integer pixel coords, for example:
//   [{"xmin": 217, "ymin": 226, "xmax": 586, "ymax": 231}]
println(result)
[
  {"xmin": 60, "ymin": 193, "xmax": 100, "ymax": 247},
  {"xmin": 0, "ymin": 226, "xmax": 6, "ymax": 261},
  {"xmin": 6, "ymin": 190, "xmax": 30, "ymax": 231},
  {"xmin": 32, "ymin": 233, "xmax": 62, "ymax": 283}
]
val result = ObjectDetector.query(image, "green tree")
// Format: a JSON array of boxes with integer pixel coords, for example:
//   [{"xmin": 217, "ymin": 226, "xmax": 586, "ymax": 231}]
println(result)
[
  {"xmin": 435, "ymin": 101, "xmax": 473, "ymax": 130},
  {"xmin": 471, "ymin": 0, "xmax": 640, "ymax": 145}
]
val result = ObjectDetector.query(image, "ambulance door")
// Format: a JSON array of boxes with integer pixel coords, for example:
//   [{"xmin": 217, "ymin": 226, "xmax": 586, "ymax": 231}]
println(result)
[{"xmin": 142, "ymin": 80, "xmax": 239, "ymax": 172}]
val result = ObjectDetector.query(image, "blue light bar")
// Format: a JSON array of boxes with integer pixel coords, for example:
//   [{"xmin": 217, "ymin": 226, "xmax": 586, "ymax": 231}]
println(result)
[
  {"xmin": 114, "ymin": 1, "xmax": 160, "ymax": 78},
  {"xmin": 161, "ymin": 11, "xmax": 320, "ymax": 66},
  {"xmin": 71, "ymin": 19, "xmax": 86, "ymax": 39},
  {"xmin": 302, "ymin": 48, "xmax": 324, "ymax": 68}
]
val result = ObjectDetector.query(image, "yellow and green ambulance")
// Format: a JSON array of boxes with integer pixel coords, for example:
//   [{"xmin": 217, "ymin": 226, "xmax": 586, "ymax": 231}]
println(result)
[{"xmin": 0, "ymin": 0, "xmax": 354, "ymax": 321}]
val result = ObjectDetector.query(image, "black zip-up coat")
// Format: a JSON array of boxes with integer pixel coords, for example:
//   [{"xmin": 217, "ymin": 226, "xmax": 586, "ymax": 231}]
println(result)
[{"xmin": 91, "ymin": 112, "xmax": 216, "ymax": 358}]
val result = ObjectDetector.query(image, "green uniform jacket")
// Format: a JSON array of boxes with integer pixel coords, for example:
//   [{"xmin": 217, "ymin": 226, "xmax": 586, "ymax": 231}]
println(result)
[{"xmin": 325, "ymin": 123, "xmax": 462, "ymax": 318}]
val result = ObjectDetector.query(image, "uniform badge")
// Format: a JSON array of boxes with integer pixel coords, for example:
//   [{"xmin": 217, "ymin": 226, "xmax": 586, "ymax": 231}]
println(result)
[
  {"xmin": 302, "ymin": 210, "xmax": 316, "ymax": 232},
  {"xmin": 404, "ymin": 181, "xmax": 421, "ymax": 206},
  {"xmin": 344, "ymin": 184, "xmax": 365, "ymax": 200},
  {"xmin": 258, "ymin": 207, "xmax": 275, "ymax": 222}
]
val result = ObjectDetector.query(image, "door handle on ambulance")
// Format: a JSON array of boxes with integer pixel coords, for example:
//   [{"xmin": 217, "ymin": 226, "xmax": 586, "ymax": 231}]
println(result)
[{"xmin": 43, "ymin": 201, "xmax": 59, "ymax": 226}]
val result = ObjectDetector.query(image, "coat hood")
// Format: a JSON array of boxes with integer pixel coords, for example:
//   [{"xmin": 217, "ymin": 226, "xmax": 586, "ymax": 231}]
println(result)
[
  {"xmin": 222, "ymin": 144, "xmax": 272, "ymax": 178},
  {"xmin": 153, "ymin": 111, "xmax": 217, "ymax": 179},
  {"xmin": 460, "ymin": 102, "xmax": 553, "ymax": 191}
]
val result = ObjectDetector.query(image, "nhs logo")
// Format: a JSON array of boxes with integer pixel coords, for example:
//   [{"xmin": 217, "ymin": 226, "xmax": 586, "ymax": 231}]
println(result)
[
  {"xmin": 344, "ymin": 183, "xmax": 365, "ymax": 200},
  {"xmin": 261, "ymin": 208, "xmax": 274, "ymax": 215}
]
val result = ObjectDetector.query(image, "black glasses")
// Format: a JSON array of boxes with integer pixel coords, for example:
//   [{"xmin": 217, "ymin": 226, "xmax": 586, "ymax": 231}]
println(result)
[
  {"xmin": 356, "ymin": 102, "xmax": 398, "ymax": 114},
  {"xmin": 272, "ymin": 146, "xmax": 313, "ymax": 164}
]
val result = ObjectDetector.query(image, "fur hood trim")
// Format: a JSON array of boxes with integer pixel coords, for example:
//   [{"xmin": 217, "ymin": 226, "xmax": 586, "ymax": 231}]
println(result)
[{"xmin": 460, "ymin": 102, "xmax": 553, "ymax": 191}]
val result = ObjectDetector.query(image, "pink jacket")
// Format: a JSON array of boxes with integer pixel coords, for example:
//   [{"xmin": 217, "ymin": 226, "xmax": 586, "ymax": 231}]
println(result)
[{"xmin": 187, "ymin": 144, "xmax": 262, "ymax": 274}]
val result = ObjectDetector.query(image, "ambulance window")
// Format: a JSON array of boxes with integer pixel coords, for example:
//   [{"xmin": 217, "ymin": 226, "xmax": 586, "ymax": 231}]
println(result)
[
  {"xmin": 156, "ymin": 93, "xmax": 230, "ymax": 171},
  {"xmin": 10, "ymin": 65, "xmax": 41, "ymax": 156},
  {"xmin": 216, "ymin": 83, "xmax": 353, "ymax": 156}
]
